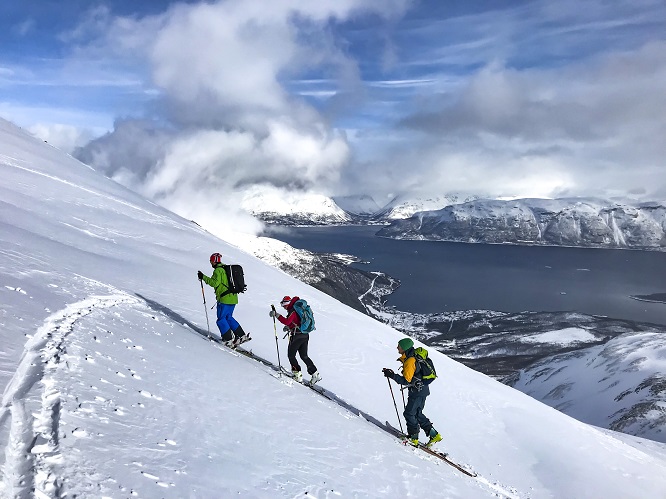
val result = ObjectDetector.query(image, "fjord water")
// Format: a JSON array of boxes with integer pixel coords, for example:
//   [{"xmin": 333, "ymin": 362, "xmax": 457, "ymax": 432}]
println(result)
[{"xmin": 270, "ymin": 225, "xmax": 666, "ymax": 325}]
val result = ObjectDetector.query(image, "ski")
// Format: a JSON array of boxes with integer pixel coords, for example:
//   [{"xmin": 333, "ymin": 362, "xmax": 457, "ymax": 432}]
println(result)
[
  {"xmin": 205, "ymin": 334, "xmax": 284, "ymax": 378},
  {"xmin": 278, "ymin": 367, "xmax": 334, "ymax": 399},
  {"xmin": 384, "ymin": 421, "xmax": 477, "ymax": 477},
  {"xmin": 207, "ymin": 335, "xmax": 234, "ymax": 348},
  {"xmin": 306, "ymin": 383, "xmax": 335, "ymax": 401},
  {"xmin": 304, "ymin": 378, "xmax": 322, "ymax": 388},
  {"xmin": 207, "ymin": 334, "xmax": 252, "ymax": 349}
]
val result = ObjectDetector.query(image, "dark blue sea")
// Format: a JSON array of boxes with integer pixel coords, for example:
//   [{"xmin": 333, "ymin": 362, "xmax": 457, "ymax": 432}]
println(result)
[{"xmin": 268, "ymin": 225, "xmax": 666, "ymax": 326}]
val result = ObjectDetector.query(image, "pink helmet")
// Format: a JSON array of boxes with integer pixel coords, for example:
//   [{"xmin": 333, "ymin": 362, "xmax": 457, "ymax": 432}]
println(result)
[{"xmin": 210, "ymin": 253, "xmax": 222, "ymax": 265}]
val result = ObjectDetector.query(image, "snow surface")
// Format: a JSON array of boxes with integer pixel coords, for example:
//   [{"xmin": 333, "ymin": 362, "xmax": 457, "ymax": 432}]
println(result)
[
  {"xmin": 2, "ymin": 117, "xmax": 666, "ymax": 498},
  {"xmin": 333, "ymin": 194, "xmax": 382, "ymax": 215},
  {"xmin": 379, "ymin": 194, "xmax": 474, "ymax": 220},
  {"xmin": 513, "ymin": 330, "xmax": 666, "ymax": 443},
  {"xmin": 518, "ymin": 328, "xmax": 598, "ymax": 346}
]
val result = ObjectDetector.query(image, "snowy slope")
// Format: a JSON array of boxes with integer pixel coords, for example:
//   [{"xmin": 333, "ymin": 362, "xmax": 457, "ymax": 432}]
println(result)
[
  {"xmin": 333, "ymin": 194, "xmax": 382, "ymax": 215},
  {"xmin": 2, "ymin": 117, "xmax": 666, "ymax": 498},
  {"xmin": 511, "ymin": 330, "xmax": 666, "ymax": 442},
  {"xmin": 376, "ymin": 193, "xmax": 476, "ymax": 220}
]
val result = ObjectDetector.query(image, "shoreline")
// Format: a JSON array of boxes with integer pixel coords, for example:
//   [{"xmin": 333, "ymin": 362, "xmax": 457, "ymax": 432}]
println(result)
[{"xmin": 631, "ymin": 293, "xmax": 666, "ymax": 305}]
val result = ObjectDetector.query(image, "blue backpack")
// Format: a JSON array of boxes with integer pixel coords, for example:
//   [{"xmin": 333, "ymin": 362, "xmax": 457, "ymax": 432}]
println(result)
[{"xmin": 293, "ymin": 299, "xmax": 315, "ymax": 333}]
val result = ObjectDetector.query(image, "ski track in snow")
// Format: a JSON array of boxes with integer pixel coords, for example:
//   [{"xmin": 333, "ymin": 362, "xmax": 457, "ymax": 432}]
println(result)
[{"xmin": 0, "ymin": 294, "xmax": 137, "ymax": 499}]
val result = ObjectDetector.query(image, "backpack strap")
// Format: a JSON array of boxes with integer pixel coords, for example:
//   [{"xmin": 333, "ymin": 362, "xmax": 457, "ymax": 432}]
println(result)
[{"xmin": 216, "ymin": 264, "xmax": 232, "ymax": 298}]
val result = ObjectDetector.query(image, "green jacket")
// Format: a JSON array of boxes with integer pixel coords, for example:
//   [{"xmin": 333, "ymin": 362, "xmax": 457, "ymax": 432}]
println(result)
[{"xmin": 202, "ymin": 264, "xmax": 238, "ymax": 305}]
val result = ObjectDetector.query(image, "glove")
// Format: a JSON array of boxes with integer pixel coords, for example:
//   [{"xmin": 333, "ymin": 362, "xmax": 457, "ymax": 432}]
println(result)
[
  {"xmin": 269, "ymin": 310, "xmax": 277, "ymax": 318},
  {"xmin": 382, "ymin": 368, "xmax": 395, "ymax": 378},
  {"xmin": 197, "ymin": 270, "xmax": 204, "ymax": 280},
  {"xmin": 283, "ymin": 326, "xmax": 290, "ymax": 333}
]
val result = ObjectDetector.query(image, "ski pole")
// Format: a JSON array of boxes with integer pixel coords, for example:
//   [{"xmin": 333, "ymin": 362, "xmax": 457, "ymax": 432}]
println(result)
[
  {"xmin": 200, "ymin": 279, "xmax": 210, "ymax": 336},
  {"xmin": 386, "ymin": 377, "xmax": 404, "ymax": 434},
  {"xmin": 271, "ymin": 304, "xmax": 283, "ymax": 376}
]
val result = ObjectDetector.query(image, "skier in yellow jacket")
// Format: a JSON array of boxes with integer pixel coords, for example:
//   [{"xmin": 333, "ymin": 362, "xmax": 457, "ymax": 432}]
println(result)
[{"xmin": 383, "ymin": 338, "xmax": 442, "ymax": 447}]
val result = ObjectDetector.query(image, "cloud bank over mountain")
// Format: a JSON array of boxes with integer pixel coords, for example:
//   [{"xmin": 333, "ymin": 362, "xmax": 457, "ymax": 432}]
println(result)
[{"xmin": 71, "ymin": 1, "xmax": 400, "ymax": 233}]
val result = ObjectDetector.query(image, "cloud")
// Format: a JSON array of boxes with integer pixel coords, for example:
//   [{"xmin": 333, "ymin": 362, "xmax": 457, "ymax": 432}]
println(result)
[
  {"xmin": 67, "ymin": 0, "xmax": 411, "ymax": 129},
  {"xmin": 322, "ymin": 0, "xmax": 666, "ymax": 201},
  {"xmin": 347, "ymin": 38, "xmax": 666, "ymax": 201},
  {"xmin": 78, "ymin": 117, "xmax": 350, "ymax": 235},
  {"xmin": 138, "ymin": 122, "xmax": 349, "ymax": 198},
  {"xmin": 28, "ymin": 123, "xmax": 96, "ymax": 152},
  {"xmin": 72, "ymin": 0, "xmax": 409, "ymax": 235},
  {"xmin": 13, "ymin": 19, "xmax": 35, "ymax": 37},
  {"xmin": 0, "ymin": 100, "xmax": 111, "ymax": 152}
]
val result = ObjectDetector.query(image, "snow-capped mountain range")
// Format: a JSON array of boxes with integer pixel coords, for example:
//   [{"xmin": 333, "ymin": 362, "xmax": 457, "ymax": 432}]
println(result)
[
  {"xmin": 377, "ymin": 197, "xmax": 666, "ymax": 250},
  {"xmin": 250, "ymin": 192, "xmax": 666, "ymax": 252},
  {"xmin": 4, "ymin": 116, "xmax": 666, "ymax": 497},
  {"xmin": 250, "ymin": 192, "xmax": 474, "ymax": 225}
]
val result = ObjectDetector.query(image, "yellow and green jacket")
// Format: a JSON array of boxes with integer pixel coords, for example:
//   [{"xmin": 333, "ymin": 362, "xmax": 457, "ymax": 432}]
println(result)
[
  {"xmin": 393, "ymin": 348, "xmax": 430, "ymax": 395},
  {"xmin": 201, "ymin": 264, "xmax": 238, "ymax": 305}
]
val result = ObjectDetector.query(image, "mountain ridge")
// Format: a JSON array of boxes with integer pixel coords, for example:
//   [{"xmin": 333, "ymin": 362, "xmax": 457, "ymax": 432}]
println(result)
[
  {"xmin": 249, "ymin": 191, "xmax": 666, "ymax": 252},
  {"xmin": 377, "ymin": 197, "xmax": 666, "ymax": 251}
]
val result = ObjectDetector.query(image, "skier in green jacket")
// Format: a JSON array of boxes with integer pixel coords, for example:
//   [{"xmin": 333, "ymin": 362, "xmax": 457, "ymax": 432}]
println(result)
[{"xmin": 198, "ymin": 252, "xmax": 249, "ymax": 347}]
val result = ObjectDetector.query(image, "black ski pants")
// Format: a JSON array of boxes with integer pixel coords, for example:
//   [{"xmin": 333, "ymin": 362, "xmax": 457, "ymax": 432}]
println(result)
[{"xmin": 288, "ymin": 333, "xmax": 317, "ymax": 375}]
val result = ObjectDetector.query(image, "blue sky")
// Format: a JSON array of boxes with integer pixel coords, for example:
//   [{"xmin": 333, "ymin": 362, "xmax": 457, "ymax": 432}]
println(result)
[{"xmin": 2, "ymin": 0, "xmax": 666, "ymax": 210}]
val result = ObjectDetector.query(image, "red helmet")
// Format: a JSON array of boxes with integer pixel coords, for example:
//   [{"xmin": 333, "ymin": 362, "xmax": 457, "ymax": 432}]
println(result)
[
  {"xmin": 280, "ymin": 296, "xmax": 292, "ymax": 308},
  {"xmin": 210, "ymin": 253, "xmax": 222, "ymax": 265}
]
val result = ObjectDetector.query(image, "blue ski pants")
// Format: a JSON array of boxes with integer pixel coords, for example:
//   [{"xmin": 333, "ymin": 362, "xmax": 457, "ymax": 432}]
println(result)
[{"xmin": 216, "ymin": 302, "xmax": 240, "ymax": 339}]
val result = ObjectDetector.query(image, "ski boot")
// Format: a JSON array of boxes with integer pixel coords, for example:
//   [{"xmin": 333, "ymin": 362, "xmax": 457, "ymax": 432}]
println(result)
[
  {"xmin": 292, "ymin": 370, "xmax": 303, "ymax": 383},
  {"xmin": 220, "ymin": 329, "xmax": 235, "ymax": 347},
  {"xmin": 230, "ymin": 326, "xmax": 249, "ymax": 348},
  {"xmin": 233, "ymin": 334, "xmax": 252, "ymax": 348},
  {"xmin": 403, "ymin": 436, "xmax": 419, "ymax": 447},
  {"xmin": 426, "ymin": 432, "xmax": 443, "ymax": 448},
  {"xmin": 309, "ymin": 371, "xmax": 322, "ymax": 386}
]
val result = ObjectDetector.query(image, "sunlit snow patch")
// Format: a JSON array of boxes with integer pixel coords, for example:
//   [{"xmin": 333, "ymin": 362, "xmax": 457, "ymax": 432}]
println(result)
[{"xmin": 519, "ymin": 327, "xmax": 597, "ymax": 346}]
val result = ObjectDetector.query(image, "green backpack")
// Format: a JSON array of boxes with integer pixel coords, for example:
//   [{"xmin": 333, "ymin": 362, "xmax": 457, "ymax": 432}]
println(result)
[{"xmin": 414, "ymin": 347, "xmax": 437, "ymax": 383}]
